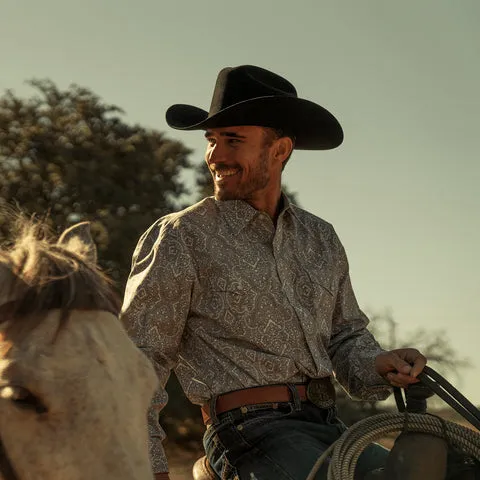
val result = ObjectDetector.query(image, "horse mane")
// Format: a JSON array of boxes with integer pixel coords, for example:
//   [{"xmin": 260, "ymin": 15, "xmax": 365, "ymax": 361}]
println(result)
[{"xmin": 0, "ymin": 214, "xmax": 121, "ymax": 337}]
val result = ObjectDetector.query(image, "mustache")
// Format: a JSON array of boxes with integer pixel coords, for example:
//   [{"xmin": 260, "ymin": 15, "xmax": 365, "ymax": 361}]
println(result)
[{"xmin": 209, "ymin": 163, "xmax": 241, "ymax": 171}]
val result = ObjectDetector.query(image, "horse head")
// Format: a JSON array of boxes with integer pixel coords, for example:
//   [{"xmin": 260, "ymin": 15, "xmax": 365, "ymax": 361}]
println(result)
[{"xmin": 0, "ymin": 216, "xmax": 158, "ymax": 480}]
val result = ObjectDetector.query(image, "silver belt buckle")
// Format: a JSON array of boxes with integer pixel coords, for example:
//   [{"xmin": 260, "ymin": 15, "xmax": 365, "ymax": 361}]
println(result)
[{"xmin": 306, "ymin": 378, "xmax": 335, "ymax": 409}]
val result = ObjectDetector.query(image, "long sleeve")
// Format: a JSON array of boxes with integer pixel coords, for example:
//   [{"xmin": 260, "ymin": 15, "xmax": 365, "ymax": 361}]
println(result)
[
  {"xmin": 328, "ymin": 230, "xmax": 392, "ymax": 401},
  {"xmin": 120, "ymin": 217, "xmax": 195, "ymax": 474}
]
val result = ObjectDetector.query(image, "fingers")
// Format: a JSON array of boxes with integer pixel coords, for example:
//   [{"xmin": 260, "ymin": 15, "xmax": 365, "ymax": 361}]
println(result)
[
  {"xmin": 389, "ymin": 353, "xmax": 412, "ymax": 375},
  {"xmin": 385, "ymin": 375, "xmax": 405, "ymax": 388},
  {"xmin": 385, "ymin": 371, "xmax": 420, "ymax": 388},
  {"xmin": 376, "ymin": 351, "xmax": 412, "ymax": 376},
  {"xmin": 410, "ymin": 354, "xmax": 427, "ymax": 378},
  {"xmin": 375, "ymin": 348, "xmax": 427, "ymax": 388},
  {"xmin": 391, "ymin": 348, "xmax": 427, "ymax": 377}
]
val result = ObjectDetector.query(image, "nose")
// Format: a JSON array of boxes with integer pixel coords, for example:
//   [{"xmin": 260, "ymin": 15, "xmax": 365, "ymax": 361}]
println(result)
[{"xmin": 205, "ymin": 142, "xmax": 225, "ymax": 164}]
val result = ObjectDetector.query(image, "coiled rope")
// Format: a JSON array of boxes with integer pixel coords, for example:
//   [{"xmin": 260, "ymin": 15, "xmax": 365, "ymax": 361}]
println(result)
[{"xmin": 306, "ymin": 367, "xmax": 480, "ymax": 480}]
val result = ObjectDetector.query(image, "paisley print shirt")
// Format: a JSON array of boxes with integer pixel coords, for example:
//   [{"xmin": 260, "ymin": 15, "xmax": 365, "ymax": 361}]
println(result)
[{"xmin": 121, "ymin": 195, "xmax": 391, "ymax": 473}]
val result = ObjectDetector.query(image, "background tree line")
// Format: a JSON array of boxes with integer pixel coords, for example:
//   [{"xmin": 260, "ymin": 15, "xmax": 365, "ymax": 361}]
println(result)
[{"xmin": 0, "ymin": 80, "xmax": 470, "ymax": 448}]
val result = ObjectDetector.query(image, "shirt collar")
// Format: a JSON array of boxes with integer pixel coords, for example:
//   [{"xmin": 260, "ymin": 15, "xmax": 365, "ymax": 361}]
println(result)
[{"xmin": 213, "ymin": 192, "xmax": 295, "ymax": 235}]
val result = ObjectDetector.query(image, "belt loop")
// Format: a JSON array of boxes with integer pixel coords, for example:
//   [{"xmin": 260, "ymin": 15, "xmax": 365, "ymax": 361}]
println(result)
[
  {"xmin": 326, "ymin": 405, "xmax": 338, "ymax": 423},
  {"xmin": 209, "ymin": 395, "xmax": 219, "ymax": 424},
  {"xmin": 287, "ymin": 383, "xmax": 302, "ymax": 412}
]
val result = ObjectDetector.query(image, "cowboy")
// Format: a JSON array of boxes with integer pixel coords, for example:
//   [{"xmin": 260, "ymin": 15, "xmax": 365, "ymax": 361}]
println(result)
[{"xmin": 121, "ymin": 65, "xmax": 427, "ymax": 480}]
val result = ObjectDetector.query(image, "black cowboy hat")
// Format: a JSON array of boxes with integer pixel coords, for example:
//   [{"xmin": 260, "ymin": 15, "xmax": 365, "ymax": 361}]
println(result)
[{"xmin": 165, "ymin": 65, "xmax": 343, "ymax": 150}]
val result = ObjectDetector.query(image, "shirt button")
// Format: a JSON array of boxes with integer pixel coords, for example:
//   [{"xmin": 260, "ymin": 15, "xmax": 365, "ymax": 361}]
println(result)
[
  {"xmin": 240, "ymin": 406, "xmax": 248, "ymax": 414},
  {"xmin": 237, "ymin": 424, "xmax": 244, "ymax": 431}
]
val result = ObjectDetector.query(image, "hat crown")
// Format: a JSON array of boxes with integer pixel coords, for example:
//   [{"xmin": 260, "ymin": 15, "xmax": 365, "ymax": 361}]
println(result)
[{"xmin": 209, "ymin": 65, "xmax": 297, "ymax": 116}]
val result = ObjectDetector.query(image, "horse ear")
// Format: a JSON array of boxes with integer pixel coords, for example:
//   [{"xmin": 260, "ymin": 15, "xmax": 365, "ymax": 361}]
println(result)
[
  {"xmin": 57, "ymin": 222, "xmax": 98, "ymax": 264},
  {"xmin": 0, "ymin": 263, "xmax": 28, "ymax": 306}
]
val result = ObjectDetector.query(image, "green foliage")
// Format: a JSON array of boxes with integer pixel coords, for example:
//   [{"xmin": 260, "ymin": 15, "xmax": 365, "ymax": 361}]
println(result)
[{"xmin": 0, "ymin": 79, "xmax": 192, "ymax": 290}]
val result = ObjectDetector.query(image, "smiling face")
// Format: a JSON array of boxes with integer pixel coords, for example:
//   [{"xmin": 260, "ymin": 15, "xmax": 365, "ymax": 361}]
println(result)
[{"xmin": 204, "ymin": 126, "xmax": 290, "ymax": 215}]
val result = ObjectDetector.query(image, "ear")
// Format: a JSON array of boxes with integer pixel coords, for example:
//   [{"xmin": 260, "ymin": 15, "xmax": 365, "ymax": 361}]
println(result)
[
  {"xmin": 0, "ymin": 263, "xmax": 28, "ymax": 306},
  {"xmin": 273, "ymin": 136, "xmax": 293, "ymax": 165},
  {"xmin": 57, "ymin": 222, "xmax": 98, "ymax": 264}
]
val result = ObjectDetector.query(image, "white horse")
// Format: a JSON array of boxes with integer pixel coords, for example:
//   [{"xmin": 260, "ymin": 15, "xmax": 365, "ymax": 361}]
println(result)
[{"xmin": 0, "ymin": 217, "xmax": 158, "ymax": 479}]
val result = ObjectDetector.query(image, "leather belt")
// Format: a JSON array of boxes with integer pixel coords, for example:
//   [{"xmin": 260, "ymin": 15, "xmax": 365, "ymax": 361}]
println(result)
[{"xmin": 201, "ymin": 383, "xmax": 316, "ymax": 425}]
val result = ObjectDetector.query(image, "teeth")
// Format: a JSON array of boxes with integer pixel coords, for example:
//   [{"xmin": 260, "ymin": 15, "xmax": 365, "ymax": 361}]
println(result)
[{"xmin": 215, "ymin": 169, "xmax": 239, "ymax": 180}]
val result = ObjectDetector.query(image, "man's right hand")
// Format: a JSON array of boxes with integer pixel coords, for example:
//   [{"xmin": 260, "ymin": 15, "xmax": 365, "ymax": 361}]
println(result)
[{"xmin": 155, "ymin": 473, "xmax": 171, "ymax": 480}]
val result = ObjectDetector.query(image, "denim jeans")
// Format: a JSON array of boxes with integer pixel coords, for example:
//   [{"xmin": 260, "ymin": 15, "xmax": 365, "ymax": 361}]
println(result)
[{"xmin": 203, "ymin": 401, "xmax": 389, "ymax": 480}]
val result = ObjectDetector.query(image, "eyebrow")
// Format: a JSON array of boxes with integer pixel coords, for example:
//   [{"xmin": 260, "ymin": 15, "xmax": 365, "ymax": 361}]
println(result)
[{"xmin": 204, "ymin": 131, "xmax": 247, "ymax": 139}]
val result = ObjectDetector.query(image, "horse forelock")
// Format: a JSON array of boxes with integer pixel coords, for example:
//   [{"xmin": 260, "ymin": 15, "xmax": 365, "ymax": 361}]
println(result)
[{"xmin": 0, "ymin": 215, "xmax": 120, "ymax": 339}]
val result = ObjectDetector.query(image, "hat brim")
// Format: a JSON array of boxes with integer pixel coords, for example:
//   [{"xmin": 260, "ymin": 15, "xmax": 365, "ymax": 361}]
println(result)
[{"xmin": 165, "ymin": 96, "xmax": 343, "ymax": 150}]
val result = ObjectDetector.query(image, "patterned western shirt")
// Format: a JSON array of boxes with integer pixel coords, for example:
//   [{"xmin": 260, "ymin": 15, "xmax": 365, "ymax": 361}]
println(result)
[{"xmin": 120, "ymin": 195, "xmax": 391, "ymax": 473}]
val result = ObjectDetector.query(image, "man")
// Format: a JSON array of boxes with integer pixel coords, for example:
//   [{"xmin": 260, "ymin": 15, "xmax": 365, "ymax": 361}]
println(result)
[{"xmin": 121, "ymin": 65, "xmax": 426, "ymax": 480}]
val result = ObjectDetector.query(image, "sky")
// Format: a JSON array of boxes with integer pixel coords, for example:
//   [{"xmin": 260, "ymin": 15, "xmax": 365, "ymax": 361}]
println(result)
[{"xmin": 1, "ymin": 1, "xmax": 479, "ymax": 404}]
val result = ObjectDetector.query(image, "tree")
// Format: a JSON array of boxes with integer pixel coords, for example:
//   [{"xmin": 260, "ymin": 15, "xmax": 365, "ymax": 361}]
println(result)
[{"xmin": 0, "ymin": 79, "xmax": 192, "ymax": 291}]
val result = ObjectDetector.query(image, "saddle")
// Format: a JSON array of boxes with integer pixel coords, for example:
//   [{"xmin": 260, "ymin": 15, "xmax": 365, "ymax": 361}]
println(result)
[{"xmin": 192, "ymin": 456, "xmax": 218, "ymax": 480}]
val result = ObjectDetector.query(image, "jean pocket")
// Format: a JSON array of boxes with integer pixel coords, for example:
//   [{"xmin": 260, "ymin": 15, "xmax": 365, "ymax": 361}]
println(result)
[{"xmin": 203, "ymin": 429, "xmax": 240, "ymax": 480}]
